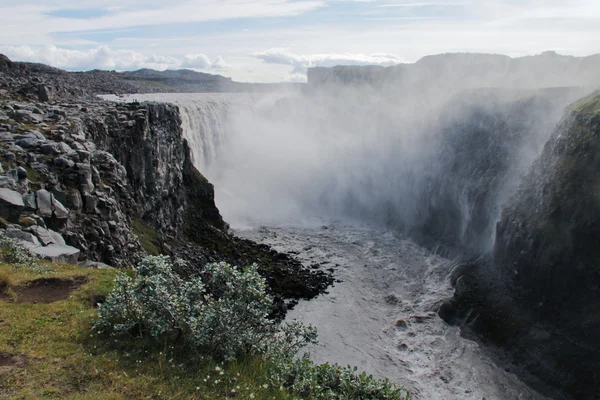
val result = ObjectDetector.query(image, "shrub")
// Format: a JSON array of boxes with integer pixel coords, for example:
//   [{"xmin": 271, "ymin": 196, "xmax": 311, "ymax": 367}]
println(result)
[
  {"xmin": 94, "ymin": 256, "xmax": 317, "ymax": 361},
  {"xmin": 269, "ymin": 355, "xmax": 410, "ymax": 400},
  {"xmin": 95, "ymin": 256, "xmax": 410, "ymax": 399},
  {"xmin": 0, "ymin": 234, "xmax": 44, "ymax": 272}
]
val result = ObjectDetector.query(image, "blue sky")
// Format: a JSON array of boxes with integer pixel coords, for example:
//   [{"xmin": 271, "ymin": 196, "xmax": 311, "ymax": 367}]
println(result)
[{"xmin": 1, "ymin": 0, "xmax": 599, "ymax": 82}]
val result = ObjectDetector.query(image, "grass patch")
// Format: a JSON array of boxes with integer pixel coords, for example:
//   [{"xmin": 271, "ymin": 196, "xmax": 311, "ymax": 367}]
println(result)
[
  {"xmin": 18, "ymin": 123, "xmax": 39, "ymax": 132},
  {"xmin": 0, "ymin": 262, "xmax": 304, "ymax": 399},
  {"xmin": 23, "ymin": 166, "xmax": 40, "ymax": 183},
  {"xmin": 131, "ymin": 218, "xmax": 161, "ymax": 256},
  {"xmin": 570, "ymin": 91, "xmax": 600, "ymax": 116}
]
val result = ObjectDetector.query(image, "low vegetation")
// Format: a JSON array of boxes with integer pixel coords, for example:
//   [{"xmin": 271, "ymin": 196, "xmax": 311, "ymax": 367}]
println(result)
[
  {"xmin": 131, "ymin": 218, "xmax": 161, "ymax": 256},
  {"xmin": 0, "ymin": 240, "xmax": 411, "ymax": 399}
]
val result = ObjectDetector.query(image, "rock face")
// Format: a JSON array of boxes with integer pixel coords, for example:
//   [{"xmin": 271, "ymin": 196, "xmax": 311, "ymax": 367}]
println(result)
[
  {"xmin": 446, "ymin": 92, "xmax": 600, "ymax": 398},
  {"xmin": 411, "ymin": 89, "xmax": 584, "ymax": 253},
  {"xmin": 0, "ymin": 55, "xmax": 332, "ymax": 312}
]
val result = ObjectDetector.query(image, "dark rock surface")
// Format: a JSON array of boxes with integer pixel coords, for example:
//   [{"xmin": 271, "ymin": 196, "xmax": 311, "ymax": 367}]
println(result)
[{"xmin": 445, "ymin": 91, "xmax": 600, "ymax": 399}]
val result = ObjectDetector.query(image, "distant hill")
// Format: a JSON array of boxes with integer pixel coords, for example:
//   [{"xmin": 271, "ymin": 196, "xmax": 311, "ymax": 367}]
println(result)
[
  {"xmin": 0, "ymin": 54, "xmax": 303, "ymax": 99},
  {"xmin": 308, "ymin": 51, "xmax": 600, "ymax": 90}
]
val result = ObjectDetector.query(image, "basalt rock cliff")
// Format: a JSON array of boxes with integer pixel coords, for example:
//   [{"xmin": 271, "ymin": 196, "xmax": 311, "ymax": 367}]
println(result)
[
  {"xmin": 444, "ymin": 92, "xmax": 600, "ymax": 399},
  {"xmin": 0, "ymin": 55, "xmax": 331, "ymax": 314}
]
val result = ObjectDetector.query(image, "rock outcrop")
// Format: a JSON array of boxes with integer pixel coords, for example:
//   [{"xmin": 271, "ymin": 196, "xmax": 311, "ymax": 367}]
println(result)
[
  {"xmin": 0, "ymin": 55, "xmax": 331, "ymax": 313},
  {"xmin": 444, "ymin": 91, "xmax": 600, "ymax": 398}
]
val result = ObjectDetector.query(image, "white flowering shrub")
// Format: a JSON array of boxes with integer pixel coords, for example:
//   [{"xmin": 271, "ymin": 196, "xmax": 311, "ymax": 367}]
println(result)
[
  {"xmin": 0, "ymin": 235, "xmax": 43, "ymax": 271},
  {"xmin": 269, "ymin": 355, "xmax": 411, "ymax": 400},
  {"xmin": 95, "ymin": 256, "xmax": 317, "ymax": 361}
]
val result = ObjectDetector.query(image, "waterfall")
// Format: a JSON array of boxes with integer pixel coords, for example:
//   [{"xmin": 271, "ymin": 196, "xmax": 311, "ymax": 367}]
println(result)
[
  {"xmin": 178, "ymin": 97, "xmax": 231, "ymax": 174},
  {"xmin": 108, "ymin": 88, "xmax": 586, "ymax": 253}
]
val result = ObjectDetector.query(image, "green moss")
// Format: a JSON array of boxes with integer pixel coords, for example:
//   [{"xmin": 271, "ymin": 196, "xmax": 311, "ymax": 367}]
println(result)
[
  {"xmin": 17, "ymin": 217, "xmax": 35, "ymax": 228},
  {"xmin": 18, "ymin": 123, "xmax": 39, "ymax": 131},
  {"xmin": 570, "ymin": 91, "xmax": 600, "ymax": 116},
  {"xmin": 24, "ymin": 165, "xmax": 40, "ymax": 183},
  {"xmin": 131, "ymin": 218, "xmax": 161, "ymax": 256}
]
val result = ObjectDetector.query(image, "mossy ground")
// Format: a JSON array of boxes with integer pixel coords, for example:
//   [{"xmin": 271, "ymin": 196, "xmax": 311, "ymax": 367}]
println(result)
[
  {"xmin": 132, "ymin": 218, "xmax": 162, "ymax": 256},
  {"xmin": 0, "ymin": 261, "xmax": 299, "ymax": 399},
  {"xmin": 570, "ymin": 90, "xmax": 600, "ymax": 115}
]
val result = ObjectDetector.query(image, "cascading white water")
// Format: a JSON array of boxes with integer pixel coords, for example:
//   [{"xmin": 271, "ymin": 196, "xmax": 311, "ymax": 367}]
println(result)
[{"xmin": 102, "ymin": 90, "xmax": 580, "ymax": 399}]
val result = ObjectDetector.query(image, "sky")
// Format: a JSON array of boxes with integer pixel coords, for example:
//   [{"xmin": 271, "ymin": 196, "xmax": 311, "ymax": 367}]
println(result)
[{"xmin": 0, "ymin": 0, "xmax": 599, "ymax": 82}]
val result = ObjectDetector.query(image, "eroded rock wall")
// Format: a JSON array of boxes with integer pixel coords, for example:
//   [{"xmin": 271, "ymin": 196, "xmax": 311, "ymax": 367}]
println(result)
[{"xmin": 446, "ymin": 92, "xmax": 600, "ymax": 398}]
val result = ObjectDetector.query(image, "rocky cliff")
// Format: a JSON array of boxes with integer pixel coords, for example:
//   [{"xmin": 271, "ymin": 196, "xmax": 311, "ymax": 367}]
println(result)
[
  {"xmin": 443, "ymin": 91, "xmax": 600, "ymax": 399},
  {"xmin": 0, "ymin": 56, "xmax": 331, "ymax": 315}
]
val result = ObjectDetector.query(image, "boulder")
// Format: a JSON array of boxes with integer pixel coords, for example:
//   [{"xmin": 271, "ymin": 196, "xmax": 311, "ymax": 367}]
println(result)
[
  {"xmin": 54, "ymin": 157, "xmax": 75, "ymax": 168},
  {"xmin": 48, "ymin": 229, "xmax": 66, "ymax": 245},
  {"xmin": 16, "ymin": 137, "xmax": 43, "ymax": 148},
  {"xmin": 22, "ymin": 193, "xmax": 37, "ymax": 211},
  {"xmin": 16, "ymin": 166, "xmax": 27, "ymax": 180},
  {"xmin": 4, "ymin": 228, "xmax": 41, "ymax": 246},
  {"xmin": 25, "ymin": 243, "xmax": 80, "ymax": 264},
  {"xmin": 36, "ymin": 189, "xmax": 53, "ymax": 217},
  {"xmin": 66, "ymin": 190, "xmax": 82, "ymax": 211},
  {"xmin": 52, "ymin": 197, "xmax": 69, "ymax": 219},
  {"xmin": 41, "ymin": 142, "xmax": 72, "ymax": 155},
  {"xmin": 38, "ymin": 84, "xmax": 51, "ymax": 102},
  {"xmin": 0, "ymin": 188, "xmax": 24, "ymax": 222},
  {"xmin": 29, "ymin": 225, "xmax": 55, "ymax": 246}
]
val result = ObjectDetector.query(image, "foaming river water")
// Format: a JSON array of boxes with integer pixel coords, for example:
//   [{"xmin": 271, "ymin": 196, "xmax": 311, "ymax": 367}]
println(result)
[
  {"xmin": 237, "ymin": 222, "xmax": 548, "ymax": 400},
  {"xmin": 101, "ymin": 92, "xmax": 554, "ymax": 399}
]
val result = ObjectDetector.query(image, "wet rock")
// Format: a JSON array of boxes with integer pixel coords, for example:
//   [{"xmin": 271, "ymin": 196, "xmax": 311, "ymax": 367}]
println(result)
[{"xmin": 451, "ymin": 92, "xmax": 600, "ymax": 399}]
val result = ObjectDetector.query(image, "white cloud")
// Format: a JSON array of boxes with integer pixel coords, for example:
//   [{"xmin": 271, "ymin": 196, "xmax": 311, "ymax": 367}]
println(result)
[
  {"xmin": 0, "ymin": 0, "xmax": 326, "ymax": 40},
  {"xmin": 255, "ymin": 49, "xmax": 405, "ymax": 75},
  {"xmin": 0, "ymin": 45, "xmax": 226, "ymax": 72}
]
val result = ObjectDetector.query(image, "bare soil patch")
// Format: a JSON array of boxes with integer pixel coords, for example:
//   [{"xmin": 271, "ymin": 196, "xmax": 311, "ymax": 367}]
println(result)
[
  {"xmin": 0, "ymin": 353, "xmax": 26, "ymax": 375},
  {"xmin": 2, "ymin": 276, "xmax": 88, "ymax": 304}
]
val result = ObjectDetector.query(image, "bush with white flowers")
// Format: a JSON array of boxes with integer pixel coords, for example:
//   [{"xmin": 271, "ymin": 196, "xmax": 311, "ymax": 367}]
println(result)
[
  {"xmin": 94, "ymin": 256, "xmax": 317, "ymax": 361},
  {"xmin": 0, "ymin": 234, "xmax": 41, "ymax": 271},
  {"xmin": 268, "ymin": 355, "xmax": 411, "ymax": 400}
]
